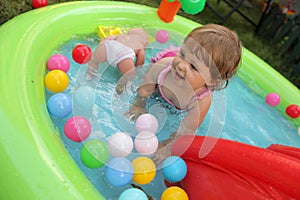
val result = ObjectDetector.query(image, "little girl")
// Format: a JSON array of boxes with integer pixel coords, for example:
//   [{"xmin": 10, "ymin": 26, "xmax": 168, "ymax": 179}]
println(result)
[
  {"xmin": 129, "ymin": 24, "xmax": 242, "ymax": 161},
  {"xmin": 87, "ymin": 28, "xmax": 148, "ymax": 94}
]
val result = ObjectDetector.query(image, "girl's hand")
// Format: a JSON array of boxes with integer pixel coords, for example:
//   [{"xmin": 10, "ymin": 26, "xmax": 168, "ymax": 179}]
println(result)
[
  {"xmin": 152, "ymin": 143, "xmax": 171, "ymax": 164},
  {"xmin": 128, "ymin": 106, "xmax": 146, "ymax": 120}
]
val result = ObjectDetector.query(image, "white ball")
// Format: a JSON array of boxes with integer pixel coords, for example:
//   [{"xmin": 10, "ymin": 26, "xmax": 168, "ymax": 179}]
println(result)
[
  {"xmin": 134, "ymin": 131, "xmax": 158, "ymax": 155},
  {"xmin": 135, "ymin": 113, "xmax": 158, "ymax": 133},
  {"xmin": 108, "ymin": 132, "xmax": 133, "ymax": 157}
]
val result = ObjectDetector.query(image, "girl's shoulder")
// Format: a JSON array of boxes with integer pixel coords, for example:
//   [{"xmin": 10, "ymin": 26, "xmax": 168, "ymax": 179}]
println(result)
[
  {"xmin": 187, "ymin": 89, "xmax": 212, "ymax": 110},
  {"xmin": 143, "ymin": 58, "xmax": 172, "ymax": 84}
]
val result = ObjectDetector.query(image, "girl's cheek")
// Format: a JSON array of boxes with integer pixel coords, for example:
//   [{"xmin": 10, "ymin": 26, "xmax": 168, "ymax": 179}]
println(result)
[{"xmin": 173, "ymin": 56, "xmax": 181, "ymax": 63}]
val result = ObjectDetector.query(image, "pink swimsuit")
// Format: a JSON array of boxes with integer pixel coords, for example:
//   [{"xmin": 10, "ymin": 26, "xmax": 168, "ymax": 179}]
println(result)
[
  {"xmin": 151, "ymin": 45, "xmax": 181, "ymax": 63},
  {"xmin": 157, "ymin": 62, "xmax": 210, "ymax": 110}
]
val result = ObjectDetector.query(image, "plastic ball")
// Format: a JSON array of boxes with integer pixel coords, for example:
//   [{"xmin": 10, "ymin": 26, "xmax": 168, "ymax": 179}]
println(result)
[
  {"xmin": 135, "ymin": 114, "xmax": 158, "ymax": 133},
  {"xmin": 298, "ymin": 127, "xmax": 300, "ymax": 136},
  {"xmin": 32, "ymin": 0, "xmax": 48, "ymax": 8},
  {"xmin": 265, "ymin": 92, "xmax": 280, "ymax": 106},
  {"xmin": 47, "ymin": 93, "xmax": 72, "ymax": 118},
  {"xmin": 180, "ymin": 0, "xmax": 206, "ymax": 15},
  {"xmin": 64, "ymin": 116, "xmax": 91, "ymax": 142},
  {"xmin": 134, "ymin": 131, "xmax": 158, "ymax": 155},
  {"xmin": 74, "ymin": 86, "xmax": 95, "ymax": 109},
  {"xmin": 45, "ymin": 69, "xmax": 69, "ymax": 93},
  {"xmin": 80, "ymin": 140, "xmax": 109, "ymax": 168},
  {"xmin": 132, "ymin": 157, "xmax": 156, "ymax": 185},
  {"xmin": 108, "ymin": 132, "xmax": 133, "ymax": 157},
  {"xmin": 286, "ymin": 104, "xmax": 300, "ymax": 118},
  {"xmin": 47, "ymin": 54, "xmax": 70, "ymax": 72},
  {"xmin": 72, "ymin": 44, "xmax": 92, "ymax": 64},
  {"xmin": 161, "ymin": 186, "xmax": 188, "ymax": 200},
  {"xmin": 155, "ymin": 30, "xmax": 169, "ymax": 44},
  {"xmin": 104, "ymin": 157, "xmax": 133, "ymax": 187},
  {"xmin": 162, "ymin": 156, "xmax": 187, "ymax": 182},
  {"xmin": 119, "ymin": 188, "xmax": 148, "ymax": 200}
]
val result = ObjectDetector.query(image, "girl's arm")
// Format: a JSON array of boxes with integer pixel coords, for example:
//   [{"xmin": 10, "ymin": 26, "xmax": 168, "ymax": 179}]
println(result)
[
  {"xmin": 128, "ymin": 84, "xmax": 155, "ymax": 120},
  {"xmin": 136, "ymin": 60, "xmax": 168, "ymax": 97},
  {"xmin": 161, "ymin": 96, "xmax": 212, "ymax": 146},
  {"xmin": 179, "ymin": 96, "xmax": 212, "ymax": 133},
  {"xmin": 153, "ymin": 96, "xmax": 212, "ymax": 163},
  {"xmin": 128, "ymin": 74, "xmax": 156, "ymax": 120},
  {"xmin": 129, "ymin": 61, "xmax": 167, "ymax": 119}
]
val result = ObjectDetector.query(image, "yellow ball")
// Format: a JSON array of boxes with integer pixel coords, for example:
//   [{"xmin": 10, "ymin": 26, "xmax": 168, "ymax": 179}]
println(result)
[
  {"xmin": 161, "ymin": 186, "xmax": 189, "ymax": 200},
  {"xmin": 45, "ymin": 69, "xmax": 69, "ymax": 92},
  {"xmin": 132, "ymin": 157, "xmax": 156, "ymax": 185}
]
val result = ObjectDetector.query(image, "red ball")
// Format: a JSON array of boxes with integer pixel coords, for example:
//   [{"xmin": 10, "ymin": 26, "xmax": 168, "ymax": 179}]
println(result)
[
  {"xmin": 285, "ymin": 104, "xmax": 300, "ymax": 119},
  {"xmin": 32, "ymin": 0, "xmax": 48, "ymax": 8},
  {"xmin": 72, "ymin": 44, "xmax": 92, "ymax": 64}
]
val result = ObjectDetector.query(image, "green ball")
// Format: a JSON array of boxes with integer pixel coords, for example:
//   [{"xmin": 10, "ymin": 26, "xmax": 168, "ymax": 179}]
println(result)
[
  {"xmin": 80, "ymin": 140, "xmax": 109, "ymax": 168},
  {"xmin": 180, "ymin": 0, "xmax": 206, "ymax": 15}
]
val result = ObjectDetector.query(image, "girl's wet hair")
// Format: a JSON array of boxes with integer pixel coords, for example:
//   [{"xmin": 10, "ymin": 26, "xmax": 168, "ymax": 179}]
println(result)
[{"xmin": 183, "ymin": 24, "xmax": 242, "ymax": 90}]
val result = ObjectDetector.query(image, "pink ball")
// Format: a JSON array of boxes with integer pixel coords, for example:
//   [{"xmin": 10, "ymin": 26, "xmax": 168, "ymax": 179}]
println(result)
[
  {"xmin": 64, "ymin": 116, "xmax": 91, "ymax": 142},
  {"xmin": 136, "ymin": 113, "xmax": 158, "ymax": 133},
  {"xmin": 298, "ymin": 127, "xmax": 300, "ymax": 136},
  {"xmin": 265, "ymin": 92, "xmax": 280, "ymax": 106},
  {"xmin": 155, "ymin": 30, "xmax": 169, "ymax": 44},
  {"xmin": 47, "ymin": 54, "xmax": 70, "ymax": 72},
  {"xmin": 108, "ymin": 132, "xmax": 133, "ymax": 157},
  {"xmin": 134, "ymin": 131, "xmax": 158, "ymax": 155}
]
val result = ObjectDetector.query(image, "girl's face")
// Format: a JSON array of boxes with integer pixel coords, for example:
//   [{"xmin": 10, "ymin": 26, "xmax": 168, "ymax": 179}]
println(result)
[{"xmin": 171, "ymin": 52, "xmax": 209, "ymax": 91}]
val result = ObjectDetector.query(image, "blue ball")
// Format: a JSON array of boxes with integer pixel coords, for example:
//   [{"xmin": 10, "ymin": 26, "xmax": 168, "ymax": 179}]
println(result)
[
  {"xmin": 162, "ymin": 156, "xmax": 187, "ymax": 183},
  {"xmin": 119, "ymin": 188, "xmax": 148, "ymax": 200},
  {"xmin": 104, "ymin": 157, "xmax": 133, "ymax": 187},
  {"xmin": 74, "ymin": 86, "xmax": 95, "ymax": 109},
  {"xmin": 47, "ymin": 93, "xmax": 72, "ymax": 118}
]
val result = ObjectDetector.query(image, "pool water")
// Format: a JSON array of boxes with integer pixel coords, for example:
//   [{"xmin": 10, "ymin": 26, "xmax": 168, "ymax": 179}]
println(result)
[{"xmin": 45, "ymin": 31, "xmax": 299, "ymax": 199}]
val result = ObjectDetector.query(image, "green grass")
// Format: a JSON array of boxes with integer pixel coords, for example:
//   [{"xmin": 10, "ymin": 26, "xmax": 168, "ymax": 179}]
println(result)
[{"xmin": 0, "ymin": 0, "xmax": 298, "ymax": 87}]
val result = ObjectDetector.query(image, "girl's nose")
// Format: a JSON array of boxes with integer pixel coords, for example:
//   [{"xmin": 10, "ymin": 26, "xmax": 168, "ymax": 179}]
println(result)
[{"xmin": 177, "ymin": 62, "xmax": 187, "ymax": 72}]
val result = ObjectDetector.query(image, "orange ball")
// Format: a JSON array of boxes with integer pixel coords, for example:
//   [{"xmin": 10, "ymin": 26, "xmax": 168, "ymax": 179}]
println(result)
[
  {"xmin": 132, "ymin": 157, "xmax": 156, "ymax": 185},
  {"xmin": 161, "ymin": 186, "xmax": 189, "ymax": 200},
  {"xmin": 45, "ymin": 69, "xmax": 69, "ymax": 92}
]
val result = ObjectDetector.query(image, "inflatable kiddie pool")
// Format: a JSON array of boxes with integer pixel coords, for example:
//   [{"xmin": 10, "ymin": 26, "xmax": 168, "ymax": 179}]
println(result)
[{"xmin": 0, "ymin": 1, "xmax": 300, "ymax": 199}]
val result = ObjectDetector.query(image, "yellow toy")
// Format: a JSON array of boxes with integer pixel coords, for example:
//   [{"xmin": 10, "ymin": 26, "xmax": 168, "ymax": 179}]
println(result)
[
  {"xmin": 98, "ymin": 25, "xmax": 155, "ymax": 43},
  {"xmin": 98, "ymin": 26, "xmax": 126, "ymax": 39}
]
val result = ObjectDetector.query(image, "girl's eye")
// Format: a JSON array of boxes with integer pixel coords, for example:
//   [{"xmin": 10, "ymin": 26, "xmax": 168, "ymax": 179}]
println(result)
[
  {"xmin": 179, "ymin": 51, "xmax": 185, "ymax": 58},
  {"xmin": 191, "ymin": 64, "xmax": 197, "ymax": 71}
]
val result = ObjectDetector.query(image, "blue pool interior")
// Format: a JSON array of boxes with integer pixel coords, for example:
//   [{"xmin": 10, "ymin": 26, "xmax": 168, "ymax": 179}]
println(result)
[{"xmin": 45, "ymin": 28, "xmax": 299, "ymax": 199}]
